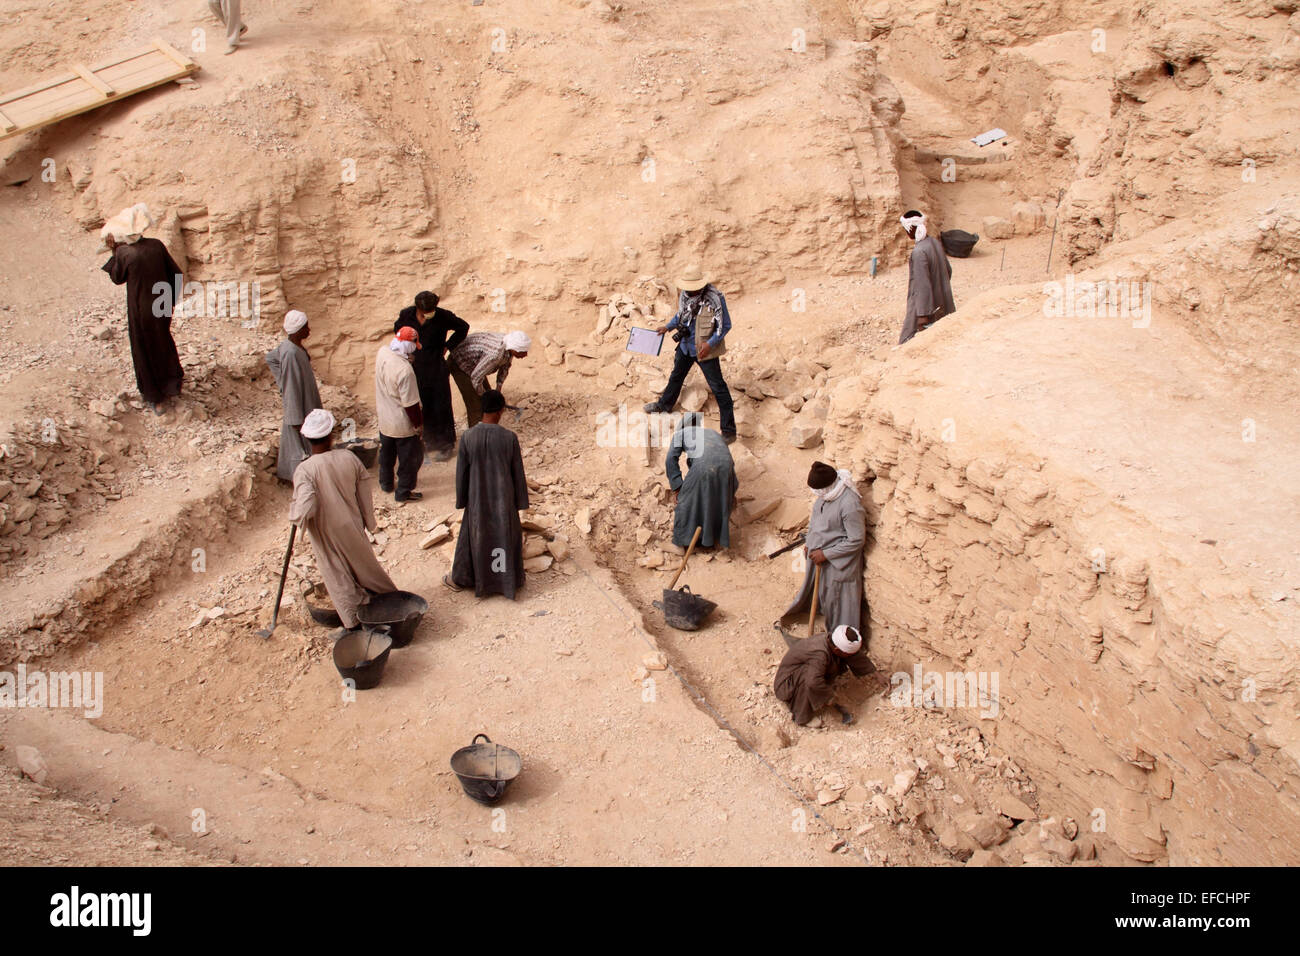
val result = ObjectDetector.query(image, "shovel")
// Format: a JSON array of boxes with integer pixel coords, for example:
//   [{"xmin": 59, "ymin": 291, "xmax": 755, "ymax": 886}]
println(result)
[
  {"xmin": 807, "ymin": 562, "xmax": 822, "ymax": 637},
  {"xmin": 668, "ymin": 526, "xmax": 702, "ymax": 591},
  {"xmin": 776, "ymin": 563, "xmax": 823, "ymax": 648},
  {"xmin": 256, "ymin": 524, "xmax": 297, "ymax": 640}
]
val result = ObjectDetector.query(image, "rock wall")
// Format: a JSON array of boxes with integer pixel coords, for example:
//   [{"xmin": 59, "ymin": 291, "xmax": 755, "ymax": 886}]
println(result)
[
  {"xmin": 2, "ymin": 2, "xmax": 913, "ymax": 395},
  {"xmin": 824, "ymin": 383, "xmax": 1299, "ymax": 864},
  {"xmin": 819, "ymin": 205, "xmax": 1300, "ymax": 863}
]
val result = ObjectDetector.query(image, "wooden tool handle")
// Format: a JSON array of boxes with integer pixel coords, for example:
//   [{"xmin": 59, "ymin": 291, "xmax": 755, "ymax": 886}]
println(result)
[
  {"xmin": 808, "ymin": 562, "xmax": 822, "ymax": 637},
  {"xmin": 668, "ymin": 526, "xmax": 703, "ymax": 590}
]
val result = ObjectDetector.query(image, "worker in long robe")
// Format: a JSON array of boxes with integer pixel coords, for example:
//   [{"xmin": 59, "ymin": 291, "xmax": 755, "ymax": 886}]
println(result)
[
  {"xmin": 444, "ymin": 390, "xmax": 530, "ymax": 599},
  {"xmin": 265, "ymin": 309, "xmax": 322, "ymax": 482},
  {"xmin": 775, "ymin": 625, "xmax": 874, "ymax": 725},
  {"xmin": 780, "ymin": 461, "xmax": 867, "ymax": 638},
  {"xmin": 665, "ymin": 412, "xmax": 738, "ymax": 549},
  {"xmin": 897, "ymin": 209, "xmax": 956, "ymax": 344},
  {"xmin": 289, "ymin": 409, "xmax": 396, "ymax": 630},
  {"xmin": 99, "ymin": 204, "xmax": 184, "ymax": 412},
  {"xmin": 394, "ymin": 291, "xmax": 469, "ymax": 460}
]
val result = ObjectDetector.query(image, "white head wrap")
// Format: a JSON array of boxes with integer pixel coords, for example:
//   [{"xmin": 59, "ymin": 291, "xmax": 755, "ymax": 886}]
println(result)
[
  {"xmin": 831, "ymin": 625, "xmax": 863, "ymax": 654},
  {"xmin": 504, "ymin": 331, "xmax": 532, "ymax": 353},
  {"xmin": 390, "ymin": 337, "xmax": 418, "ymax": 357},
  {"xmin": 813, "ymin": 468, "xmax": 861, "ymax": 504},
  {"xmin": 100, "ymin": 203, "xmax": 154, "ymax": 245},
  {"xmin": 284, "ymin": 310, "xmax": 308, "ymax": 335},
  {"xmin": 900, "ymin": 211, "xmax": 927, "ymax": 242},
  {"xmin": 300, "ymin": 409, "xmax": 336, "ymax": 440}
]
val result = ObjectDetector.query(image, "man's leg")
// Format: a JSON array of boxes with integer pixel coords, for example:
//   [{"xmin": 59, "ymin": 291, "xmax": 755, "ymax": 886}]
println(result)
[
  {"xmin": 648, "ymin": 348, "xmax": 694, "ymax": 412},
  {"xmin": 450, "ymin": 365, "xmax": 482, "ymax": 428},
  {"xmin": 697, "ymin": 357, "xmax": 736, "ymax": 437},
  {"xmin": 221, "ymin": 0, "xmax": 243, "ymax": 50},
  {"xmin": 207, "ymin": 0, "xmax": 224, "ymax": 21},
  {"xmin": 395, "ymin": 436, "xmax": 422, "ymax": 500},
  {"xmin": 377, "ymin": 433, "xmax": 396, "ymax": 494}
]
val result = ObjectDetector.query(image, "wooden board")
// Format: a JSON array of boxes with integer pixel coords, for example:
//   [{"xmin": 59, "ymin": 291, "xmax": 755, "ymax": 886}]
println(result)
[{"xmin": 0, "ymin": 38, "xmax": 198, "ymax": 141}]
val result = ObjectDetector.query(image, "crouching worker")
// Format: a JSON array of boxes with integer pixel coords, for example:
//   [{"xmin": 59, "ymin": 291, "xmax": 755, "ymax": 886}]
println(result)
[
  {"xmin": 290, "ymin": 409, "xmax": 398, "ymax": 637},
  {"xmin": 775, "ymin": 625, "xmax": 874, "ymax": 726}
]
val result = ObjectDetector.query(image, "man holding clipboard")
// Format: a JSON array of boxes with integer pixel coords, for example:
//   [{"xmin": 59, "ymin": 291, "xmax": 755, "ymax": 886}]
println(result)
[{"xmin": 641, "ymin": 265, "xmax": 737, "ymax": 444}]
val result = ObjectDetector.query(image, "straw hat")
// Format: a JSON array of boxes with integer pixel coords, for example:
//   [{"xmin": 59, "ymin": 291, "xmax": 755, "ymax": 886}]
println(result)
[{"xmin": 675, "ymin": 264, "xmax": 711, "ymax": 292}]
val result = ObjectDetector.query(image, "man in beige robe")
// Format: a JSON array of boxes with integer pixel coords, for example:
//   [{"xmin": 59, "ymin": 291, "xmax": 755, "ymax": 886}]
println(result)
[{"xmin": 289, "ymin": 409, "xmax": 396, "ymax": 631}]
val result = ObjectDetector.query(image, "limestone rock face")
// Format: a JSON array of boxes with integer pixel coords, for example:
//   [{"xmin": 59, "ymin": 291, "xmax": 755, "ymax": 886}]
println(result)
[
  {"xmin": 55, "ymin": 7, "xmax": 913, "ymax": 396},
  {"xmin": 821, "ymin": 209, "xmax": 1300, "ymax": 864}
]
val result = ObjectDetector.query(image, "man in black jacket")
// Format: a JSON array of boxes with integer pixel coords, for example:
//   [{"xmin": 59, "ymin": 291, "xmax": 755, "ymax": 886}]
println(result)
[{"xmin": 394, "ymin": 291, "xmax": 470, "ymax": 461}]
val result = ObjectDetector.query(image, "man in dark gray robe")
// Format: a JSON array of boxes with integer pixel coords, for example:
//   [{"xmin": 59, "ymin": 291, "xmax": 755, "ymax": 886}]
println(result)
[
  {"xmin": 665, "ymin": 412, "xmax": 738, "ymax": 549},
  {"xmin": 100, "ymin": 209, "xmax": 184, "ymax": 412},
  {"xmin": 266, "ymin": 309, "xmax": 322, "ymax": 482},
  {"xmin": 897, "ymin": 209, "xmax": 956, "ymax": 344},
  {"xmin": 445, "ymin": 390, "xmax": 530, "ymax": 599},
  {"xmin": 781, "ymin": 461, "xmax": 867, "ymax": 638}
]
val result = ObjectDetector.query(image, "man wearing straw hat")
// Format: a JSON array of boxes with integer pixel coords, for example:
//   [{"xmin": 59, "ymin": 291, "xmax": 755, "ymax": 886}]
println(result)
[
  {"xmin": 290, "ymin": 409, "xmax": 396, "ymax": 634},
  {"xmin": 779, "ymin": 461, "xmax": 867, "ymax": 639},
  {"xmin": 644, "ymin": 265, "xmax": 737, "ymax": 444}
]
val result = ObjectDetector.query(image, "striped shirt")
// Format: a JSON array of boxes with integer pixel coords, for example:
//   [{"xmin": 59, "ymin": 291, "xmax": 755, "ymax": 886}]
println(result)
[{"xmin": 450, "ymin": 332, "xmax": 512, "ymax": 394}]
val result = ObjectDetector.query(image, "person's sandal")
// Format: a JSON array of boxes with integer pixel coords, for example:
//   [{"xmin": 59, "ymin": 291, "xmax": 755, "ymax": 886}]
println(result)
[{"xmin": 442, "ymin": 574, "xmax": 463, "ymax": 592}]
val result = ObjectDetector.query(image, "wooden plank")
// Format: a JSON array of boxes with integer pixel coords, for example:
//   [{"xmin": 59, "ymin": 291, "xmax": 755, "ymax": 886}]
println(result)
[
  {"xmin": 152, "ymin": 37, "xmax": 195, "ymax": 71},
  {"xmin": 69, "ymin": 63, "xmax": 115, "ymax": 97},
  {"xmin": 0, "ymin": 107, "xmax": 14, "ymax": 133},
  {"xmin": 0, "ymin": 43, "xmax": 195, "ymax": 108},
  {"xmin": 0, "ymin": 70, "xmax": 80, "ymax": 108},
  {"xmin": 0, "ymin": 42, "xmax": 199, "ymax": 141}
]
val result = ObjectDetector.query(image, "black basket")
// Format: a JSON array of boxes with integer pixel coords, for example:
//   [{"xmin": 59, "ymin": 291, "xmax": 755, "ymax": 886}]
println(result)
[
  {"xmin": 450, "ymin": 734, "xmax": 522, "ymax": 806},
  {"xmin": 340, "ymin": 438, "xmax": 379, "ymax": 469},
  {"xmin": 357, "ymin": 590, "xmax": 428, "ymax": 648},
  {"xmin": 660, "ymin": 585, "xmax": 717, "ymax": 631},
  {"xmin": 940, "ymin": 229, "xmax": 979, "ymax": 258},
  {"xmin": 332, "ymin": 627, "xmax": 393, "ymax": 690}
]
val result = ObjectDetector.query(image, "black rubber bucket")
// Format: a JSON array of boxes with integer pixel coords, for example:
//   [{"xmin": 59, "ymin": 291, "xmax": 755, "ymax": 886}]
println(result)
[
  {"xmin": 340, "ymin": 437, "xmax": 379, "ymax": 469},
  {"xmin": 450, "ymin": 734, "xmax": 522, "ymax": 806},
  {"xmin": 357, "ymin": 590, "xmax": 428, "ymax": 648},
  {"xmin": 303, "ymin": 583, "xmax": 343, "ymax": 628},
  {"xmin": 659, "ymin": 585, "xmax": 717, "ymax": 631},
  {"xmin": 332, "ymin": 627, "xmax": 393, "ymax": 690},
  {"xmin": 940, "ymin": 229, "xmax": 979, "ymax": 258}
]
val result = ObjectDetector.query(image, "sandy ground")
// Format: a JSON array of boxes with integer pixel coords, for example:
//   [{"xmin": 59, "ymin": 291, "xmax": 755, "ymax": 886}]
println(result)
[{"xmin": 2, "ymin": 0, "xmax": 1294, "ymax": 866}]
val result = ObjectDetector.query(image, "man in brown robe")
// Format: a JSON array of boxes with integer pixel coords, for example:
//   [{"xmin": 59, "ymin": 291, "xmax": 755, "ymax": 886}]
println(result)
[
  {"xmin": 774, "ymin": 625, "xmax": 874, "ymax": 726},
  {"xmin": 897, "ymin": 209, "xmax": 956, "ymax": 344},
  {"xmin": 289, "ymin": 409, "xmax": 396, "ymax": 631},
  {"xmin": 444, "ymin": 390, "xmax": 530, "ymax": 599},
  {"xmin": 100, "ymin": 205, "xmax": 184, "ymax": 413}
]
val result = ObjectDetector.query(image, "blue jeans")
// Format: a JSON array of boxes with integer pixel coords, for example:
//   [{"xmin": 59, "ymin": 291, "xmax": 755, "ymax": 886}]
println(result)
[{"xmin": 656, "ymin": 348, "xmax": 736, "ymax": 436}]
